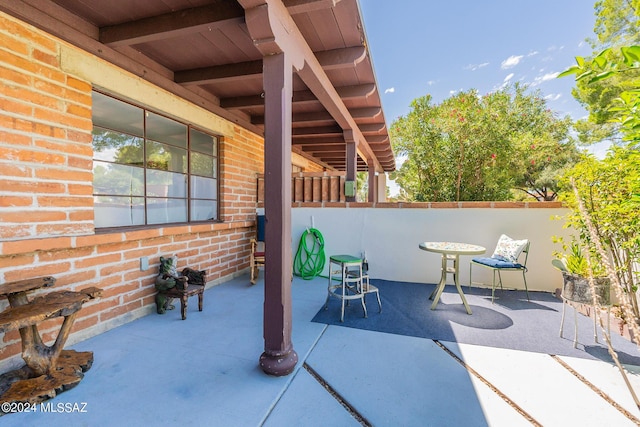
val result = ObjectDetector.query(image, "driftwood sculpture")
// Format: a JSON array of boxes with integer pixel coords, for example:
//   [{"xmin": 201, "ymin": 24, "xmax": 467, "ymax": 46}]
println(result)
[{"xmin": 0, "ymin": 277, "xmax": 102, "ymax": 411}]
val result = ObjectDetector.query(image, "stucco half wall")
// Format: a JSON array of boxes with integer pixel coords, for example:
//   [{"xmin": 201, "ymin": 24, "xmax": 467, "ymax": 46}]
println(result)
[{"xmin": 291, "ymin": 205, "xmax": 572, "ymax": 293}]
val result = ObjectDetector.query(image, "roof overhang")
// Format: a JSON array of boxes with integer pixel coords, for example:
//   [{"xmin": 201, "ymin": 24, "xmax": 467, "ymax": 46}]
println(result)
[{"xmin": 0, "ymin": 0, "xmax": 395, "ymax": 172}]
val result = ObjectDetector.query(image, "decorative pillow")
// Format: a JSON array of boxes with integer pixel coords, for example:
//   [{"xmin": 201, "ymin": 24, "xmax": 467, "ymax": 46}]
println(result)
[{"xmin": 491, "ymin": 234, "xmax": 528, "ymax": 263}]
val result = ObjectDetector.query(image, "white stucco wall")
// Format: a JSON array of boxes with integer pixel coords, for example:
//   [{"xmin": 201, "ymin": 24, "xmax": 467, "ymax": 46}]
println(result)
[{"xmin": 292, "ymin": 207, "xmax": 572, "ymax": 293}]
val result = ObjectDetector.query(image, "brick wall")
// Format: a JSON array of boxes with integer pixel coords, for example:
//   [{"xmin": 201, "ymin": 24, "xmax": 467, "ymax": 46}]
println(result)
[
  {"xmin": 0, "ymin": 14, "xmax": 94, "ymax": 241},
  {"xmin": 0, "ymin": 13, "xmax": 265, "ymax": 370}
]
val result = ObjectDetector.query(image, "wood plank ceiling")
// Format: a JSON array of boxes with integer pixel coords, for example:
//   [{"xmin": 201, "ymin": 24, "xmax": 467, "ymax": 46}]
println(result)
[{"xmin": 0, "ymin": 0, "xmax": 395, "ymax": 172}]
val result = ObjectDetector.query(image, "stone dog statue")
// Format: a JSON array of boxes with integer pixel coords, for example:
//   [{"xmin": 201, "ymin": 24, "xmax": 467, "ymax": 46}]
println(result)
[{"xmin": 155, "ymin": 256, "xmax": 206, "ymax": 314}]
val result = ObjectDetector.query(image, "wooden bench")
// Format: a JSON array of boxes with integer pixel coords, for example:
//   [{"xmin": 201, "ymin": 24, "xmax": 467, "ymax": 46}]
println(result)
[{"xmin": 0, "ymin": 276, "xmax": 102, "ymax": 408}]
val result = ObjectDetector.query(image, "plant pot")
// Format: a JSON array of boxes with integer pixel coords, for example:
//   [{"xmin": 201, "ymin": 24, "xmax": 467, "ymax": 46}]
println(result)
[{"xmin": 561, "ymin": 272, "xmax": 611, "ymax": 305}]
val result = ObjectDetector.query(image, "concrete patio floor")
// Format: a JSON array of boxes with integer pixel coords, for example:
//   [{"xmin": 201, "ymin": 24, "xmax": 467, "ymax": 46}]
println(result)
[{"xmin": 3, "ymin": 275, "xmax": 640, "ymax": 426}]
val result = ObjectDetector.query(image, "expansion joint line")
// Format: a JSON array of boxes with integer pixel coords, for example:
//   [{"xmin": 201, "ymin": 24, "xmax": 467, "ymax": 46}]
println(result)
[
  {"xmin": 303, "ymin": 362, "xmax": 372, "ymax": 427},
  {"xmin": 434, "ymin": 340, "xmax": 542, "ymax": 426},
  {"xmin": 551, "ymin": 355, "xmax": 640, "ymax": 424}
]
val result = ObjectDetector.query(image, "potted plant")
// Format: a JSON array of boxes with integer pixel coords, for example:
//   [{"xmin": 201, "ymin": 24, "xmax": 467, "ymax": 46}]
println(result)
[{"xmin": 552, "ymin": 240, "xmax": 611, "ymax": 306}]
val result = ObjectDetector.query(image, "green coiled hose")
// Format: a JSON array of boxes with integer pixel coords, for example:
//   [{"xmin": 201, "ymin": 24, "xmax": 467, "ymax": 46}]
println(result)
[{"xmin": 293, "ymin": 228, "xmax": 326, "ymax": 280}]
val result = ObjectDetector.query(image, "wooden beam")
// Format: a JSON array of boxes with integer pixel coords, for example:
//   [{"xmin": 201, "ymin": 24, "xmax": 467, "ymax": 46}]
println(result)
[
  {"xmin": 359, "ymin": 123, "xmax": 386, "ymax": 134},
  {"xmin": 97, "ymin": 0, "xmax": 341, "ymax": 47},
  {"xmin": 99, "ymin": 3, "xmax": 246, "ymax": 47},
  {"xmin": 176, "ymin": 61, "xmax": 263, "ymax": 85},
  {"xmin": 252, "ymin": 107, "xmax": 381, "ymax": 125},
  {"xmin": 0, "ymin": 0, "xmax": 261, "ymax": 135},
  {"xmin": 240, "ymin": 0, "xmax": 385, "ymax": 172},
  {"xmin": 291, "ymin": 146, "xmax": 336, "ymax": 170},
  {"xmin": 366, "ymin": 135, "xmax": 390, "ymax": 144},
  {"xmin": 292, "ymin": 136, "xmax": 345, "ymax": 144},
  {"xmin": 292, "ymin": 125, "xmax": 342, "ymax": 137},
  {"xmin": 284, "ymin": 0, "xmax": 341, "ymax": 15},
  {"xmin": 314, "ymin": 46, "xmax": 366, "ymax": 70},
  {"xmin": 298, "ymin": 145, "xmax": 346, "ymax": 152},
  {"xmin": 221, "ymin": 83, "xmax": 374, "ymax": 109},
  {"xmin": 176, "ymin": 46, "xmax": 365, "ymax": 86},
  {"xmin": 351, "ymin": 107, "xmax": 382, "ymax": 120}
]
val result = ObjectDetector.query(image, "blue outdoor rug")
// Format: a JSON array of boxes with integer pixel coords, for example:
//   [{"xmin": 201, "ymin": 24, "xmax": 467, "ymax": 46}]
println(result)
[{"xmin": 312, "ymin": 279, "xmax": 640, "ymax": 365}]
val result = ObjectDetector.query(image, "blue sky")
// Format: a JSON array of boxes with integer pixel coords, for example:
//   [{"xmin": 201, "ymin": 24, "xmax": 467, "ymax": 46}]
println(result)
[{"xmin": 359, "ymin": 1, "xmax": 597, "ymax": 125}]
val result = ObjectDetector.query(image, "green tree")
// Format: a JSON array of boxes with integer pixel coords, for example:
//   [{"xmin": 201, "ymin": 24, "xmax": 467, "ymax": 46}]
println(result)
[
  {"xmin": 561, "ymin": 45, "xmax": 640, "ymax": 145},
  {"xmin": 560, "ymin": 147, "xmax": 640, "ymax": 316},
  {"xmin": 559, "ymin": 28, "xmax": 640, "ymax": 323},
  {"xmin": 390, "ymin": 85, "xmax": 578, "ymax": 201},
  {"xmin": 570, "ymin": 0, "xmax": 640, "ymax": 144}
]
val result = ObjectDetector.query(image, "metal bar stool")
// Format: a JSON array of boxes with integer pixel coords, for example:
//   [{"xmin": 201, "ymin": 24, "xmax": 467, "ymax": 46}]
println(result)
[{"xmin": 324, "ymin": 254, "xmax": 367, "ymax": 322}]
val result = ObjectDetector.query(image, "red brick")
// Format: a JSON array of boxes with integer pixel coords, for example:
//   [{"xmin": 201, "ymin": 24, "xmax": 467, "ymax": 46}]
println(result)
[
  {"xmin": 2, "ymin": 236, "xmax": 72, "ymax": 255},
  {"xmin": 0, "ymin": 196, "xmax": 33, "ymax": 207},
  {"xmin": 73, "ymin": 315, "xmax": 99, "ymax": 332},
  {"xmin": 430, "ymin": 202, "xmax": 460, "ymax": 208},
  {"xmin": 54, "ymin": 269, "xmax": 97, "ymax": 288},
  {"xmin": 38, "ymin": 246, "xmax": 93, "ymax": 262},
  {"xmin": 0, "ymin": 253, "xmax": 36, "ymax": 267},
  {"xmin": 69, "ymin": 210, "xmax": 94, "ymax": 221},
  {"xmin": 527, "ymin": 201, "xmax": 564, "ymax": 208},
  {"xmin": 493, "ymin": 202, "xmax": 526, "ymax": 208},
  {"xmin": 125, "ymin": 229, "xmax": 162, "ymax": 241},
  {"xmin": 0, "ymin": 161, "xmax": 32, "ymax": 178},
  {"xmin": 97, "ymin": 240, "xmax": 139, "ymax": 254},
  {"xmin": 123, "ymin": 247, "xmax": 159, "ymax": 260},
  {"xmin": 0, "ymin": 179, "xmax": 66, "ymax": 194},
  {"xmin": 0, "ymin": 210, "xmax": 66, "ymax": 223},
  {"xmin": 460, "ymin": 202, "xmax": 492, "ymax": 208},
  {"xmin": 36, "ymin": 223, "xmax": 93, "ymax": 236},
  {"xmin": 75, "ymin": 253, "xmax": 122, "ymax": 269},
  {"xmin": 0, "ymin": 224, "xmax": 32, "ymax": 240},
  {"xmin": 66, "ymin": 76, "xmax": 91, "ymax": 93},
  {"xmin": 100, "ymin": 301, "xmax": 142, "ymax": 322},
  {"xmin": 35, "ymin": 167, "xmax": 92, "ymax": 182},
  {"xmin": 76, "ymin": 233, "xmax": 123, "ymax": 248},
  {"xmin": 3, "ymin": 261, "xmax": 72, "ymax": 282}
]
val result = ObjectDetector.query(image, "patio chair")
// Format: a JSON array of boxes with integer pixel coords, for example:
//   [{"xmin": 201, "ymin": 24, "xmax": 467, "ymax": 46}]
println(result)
[
  {"xmin": 469, "ymin": 234, "xmax": 530, "ymax": 303},
  {"xmin": 249, "ymin": 214, "xmax": 265, "ymax": 285},
  {"xmin": 359, "ymin": 270, "xmax": 382, "ymax": 313},
  {"xmin": 325, "ymin": 255, "xmax": 368, "ymax": 322}
]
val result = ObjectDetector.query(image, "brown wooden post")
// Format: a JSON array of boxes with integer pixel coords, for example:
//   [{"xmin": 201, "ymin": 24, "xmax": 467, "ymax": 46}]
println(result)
[
  {"xmin": 368, "ymin": 161, "xmax": 376, "ymax": 203},
  {"xmin": 259, "ymin": 52, "xmax": 298, "ymax": 376},
  {"xmin": 344, "ymin": 130, "xmax": 357, "ymax": 202}
]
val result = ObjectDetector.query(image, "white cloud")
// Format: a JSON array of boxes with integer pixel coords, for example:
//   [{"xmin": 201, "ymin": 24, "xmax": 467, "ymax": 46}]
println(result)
[
  {"xmin": 547, "ymin": 45, "xmax": 565, "ymax": 52},
  {"xmin": 531, "ymin": 71, "xmax": 560, "ymax": 87},
  {"xmin": 527, "ymin": 51, "xmax": 539, "ymax": 57},
  {"xmin": 464, "ymin": 62, "xmax": 490, "ymax": 71},
  {"xmin": 384, "ymin": 87, "xmax": 395, "ymax": 94},
  {"xmin": 501, "ymin": 55, "xmax": 524, "ymax": 69},
  {"xmin": 427, "ymin": 80, "xmax": 436, "ymax": 86},
  {"xmin": 504, "ymin": 73, "xmax": 514, "ymax": 83},
  {"xmin": 544, "ymin": 93, "xmax": 562, "ymax": 101}
]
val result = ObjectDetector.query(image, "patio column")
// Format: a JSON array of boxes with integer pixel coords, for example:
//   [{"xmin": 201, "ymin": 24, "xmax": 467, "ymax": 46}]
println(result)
[
  {"xmin": 368, "ymin": 164, "xmax": 376, "ymax": 203},
  {"xmin": 376, "ymin": 173, "xmax": 387, "ymax": 202},
  {"xmin": 259, "ymin": 52, "xmax": 298, "ymax": 376},
  {"xmin": 345, "ymin": 130, "xmax": 357, "ymax": 202}
]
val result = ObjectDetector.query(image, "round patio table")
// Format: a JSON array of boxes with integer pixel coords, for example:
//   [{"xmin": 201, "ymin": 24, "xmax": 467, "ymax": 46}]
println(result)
[{"xmin": 419, "ymin": 242, "xmax": 486, "ymax": 314}]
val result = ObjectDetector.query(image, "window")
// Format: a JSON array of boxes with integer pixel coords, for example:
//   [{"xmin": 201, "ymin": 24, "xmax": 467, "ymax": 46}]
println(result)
[{"xmin": 92, "ymin": 91, "xmax": 218, "ymax": 228}]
